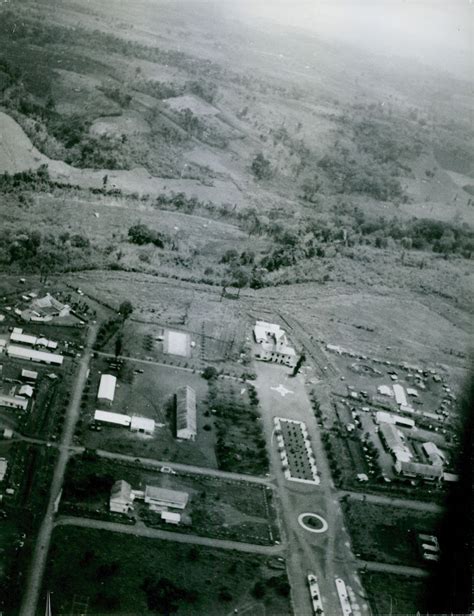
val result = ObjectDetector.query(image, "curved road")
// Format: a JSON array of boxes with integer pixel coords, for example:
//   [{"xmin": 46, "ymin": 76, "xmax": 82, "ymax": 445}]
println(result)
[
  {"xmin": 55, "ymin": 516, "xmax": 285, "ymax": 556},
  {"xmin": 19, "ymin": 324, "xmax": 98, "ymax": 616}
]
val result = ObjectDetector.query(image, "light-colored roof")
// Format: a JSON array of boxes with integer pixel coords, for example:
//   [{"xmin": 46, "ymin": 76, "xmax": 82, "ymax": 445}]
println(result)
[
  {"xmin": 130, "ymin": 416, "xmax": 155, "ymax": 432},
  {"xmin": 376, "ymin": 411, "xmax": 415, "ymax": 428},
  {"xmin": 254, "ymin": 321, "xmax": 282, "ymax": 340},
  {"xmin": 7, "ymin": 345, "xmax": 63, "ymax": 365},
  {"xmin": 21, "ymin": 369, "xmax": 38, "ymax": 380},
  {"xmin": 377, "ymin": 385, "xmax": 393, "ymax": 397},
  {"xmin": 94, "ymin": 410, "xmax": 131, "ymax": 426},
  {"xmin": 145, "ymin": 486, "xmax": 189, "ymax": 508},
  {"xmin": 161, "ymin": 511, "xmax": 181, "ymax": 522},
  {"xmin": 19, "ymin": 385, "xmax": 34, "ymax": 398},
  {"xmin": 110, "ymin": 479, "xmax": 132, "ymax": 503},
  {"xmin": 176, "ymin": 385, "xmax": 197, "ymax": 435},
  {"xmin": 0, "ymin": 394, "xmax": 28, "ymax": 410},
  {"xmin": 97, "ymin": 374, "xmax": 116, "ymax": 402},
  {"xmin": 10, "ymin": 331, "xmax": 37, "ymax": 346},
  {"xmin": 0, "ymin": 458, "xmax": 7, "ymax": 481},
  {"xmin": 397, "ymin": 461, "xmax": 443, "ymax": 479},
  {"xmin": 393, "ymin": 384, "xmax": 408, "ymax": 407},
  {"xmin": 379, "ymin": 422, "xmax": 412, "ymax": 461}
]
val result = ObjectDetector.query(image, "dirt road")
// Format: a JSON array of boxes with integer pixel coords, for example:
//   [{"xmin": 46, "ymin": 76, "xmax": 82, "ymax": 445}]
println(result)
[
  {"xmin": 19, "ymin": 324, "xmax": 98, "ymax": 616},
  {"xmin": 55, "ymin": 516, "xmax": 285, "ymax": 556}
]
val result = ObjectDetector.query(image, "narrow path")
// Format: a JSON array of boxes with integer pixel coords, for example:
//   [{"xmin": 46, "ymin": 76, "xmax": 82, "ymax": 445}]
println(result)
[
  {"xmin": 338, "ymin": 490, "xmax": 443, "ymax": 513},
  {"xmin": 55, "ymin": 516, "xmax": 285, "ymax": 556},
  {"xmin": 19, "ymin": 324, "xmax": 98, "ymax": 616},
  {"xmin": 95, "ymin": 448, "xmax": 274, "ymax": 486},
  {"xmin": 357, "ymin": 560, "xmax": 430, "ymax": 578}
]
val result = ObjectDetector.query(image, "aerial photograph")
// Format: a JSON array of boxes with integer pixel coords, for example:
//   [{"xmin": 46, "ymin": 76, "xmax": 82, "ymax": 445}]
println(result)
[{"xmin": 0, "ymin": 0, "xmax": 472, "ymax": 614}]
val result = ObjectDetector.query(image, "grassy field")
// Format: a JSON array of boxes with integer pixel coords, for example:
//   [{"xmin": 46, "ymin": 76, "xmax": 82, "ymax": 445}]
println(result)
[
  {"xmin": 361, "ymin": 571, "xmax": 426, "ymax": 616},
  {"xmin": 61, "ymin": 455, "xmax": 279, "ymax": 544},
  {"xmin": 44, "ymin": 526, "xmax": 291, "ymax": 615},
  {"xmin": 342, "ymin": 499, "xmax": 441, "ymax": 566}
]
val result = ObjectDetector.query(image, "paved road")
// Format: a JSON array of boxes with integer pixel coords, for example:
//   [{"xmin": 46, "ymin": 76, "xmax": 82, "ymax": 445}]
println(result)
[
  {"xmin": 338, "ymin": 490, "xmax": 443, "ymax": 513},
  {"xmin": 19, "ymin": 324, "xmax": 98, "ymax": 616},
  {"xmin": 95, "ymin": 449, "xmax": 274, "ymax": 487},
  {"xmin": 55, "ymin": 516, "xmax": 285, "ymax": 556},
  {"xmin": 357, "ymin": 560, "xmax": 430, "ymax": 578}
]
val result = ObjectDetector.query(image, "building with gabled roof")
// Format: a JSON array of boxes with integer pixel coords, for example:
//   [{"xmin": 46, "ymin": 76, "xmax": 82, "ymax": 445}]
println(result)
[
  {"xmin": 144, "ymin": 486, "xmax": 189, "ymax": 510},
  {"xmin": 394, "ymin": 460, "xmax": 443, "ymax": 481},
  {"xmin": 97, "ymin": 374, "xmax": 116, "ymax": 405},
  {"xmin": 130, "ymin": 415, "xmax": 155, "ymax": 435},
  {"xmin": 94, "ymin": 410, "xmax": 131, "ymax": 427},
  {"xmin": 7, "ymin": 345, "xmax": 63, "ymax": 366},
  {"xmin": 109, "ymin": 480, "xmax": 133, "ymax": 513},
  {"xmin": 21, "ymin": 369, "xmax": 38, "ymax": 381},
  {"xmin": 0, "ymin": 394, "xmax": 28, "ymax": 411},
  {"xmin": 379, "ymin": 422, "xmax": 413, "ymax": 462},
  {"xmin": 176, "ymin": 385, "xmax": 197, "ymax": 441}
]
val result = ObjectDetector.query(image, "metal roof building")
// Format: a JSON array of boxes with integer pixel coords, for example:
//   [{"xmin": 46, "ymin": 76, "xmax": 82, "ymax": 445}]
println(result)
[
  {"xmin": 21, "ymin": 369, "xmax": 38, "ymax": 381},
  {"xmin": 176, "ymin": 385, "xmax": 197, "ymax": 441},
  {"xmin": 97, "ymin": 374, "xmax": 116, "ymax": 405},
  {"xmin": 0, "ymin": 394, "xmax": 28, "ymax": 411},
  {"xmin": 109, "ymin": 480, "xmax": 133, "ymax": 513},
  {"xmin": 10, "ymin": 330, "xmax": 37, "ymax": 346},
  {"xmin": 144, "ymin": 486, "xmax": 189, "ymax": 510},
  {"xmin": 395, "ymin": 460, "xmax": 443, "ymax": 481},
  {"xmin": 379, "ymin": 422, "xmax": 413, "ymax": 462},
  {"xmin": 392, "ymin": 384, "xmax": 408, "ymax": 407},
  {"xmin": 130, "ymin": 416, "xmax": 155, "ymax": 435},
  {"xmin": 94, "ymin": 410, "xmax": 131, "ymax": 427},
  {"xmin": 7, "ymin": 345, "xmax": 63, "ymax": 366}
]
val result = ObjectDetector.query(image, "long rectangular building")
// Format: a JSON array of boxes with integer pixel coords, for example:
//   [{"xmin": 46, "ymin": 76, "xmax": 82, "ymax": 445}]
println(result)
[
  {"xmin": 7, "ymin": 345, "xmax": 63, "ymax": 366},
  {"xmin": 176, "ymin": 385, "xmax": 197, "ymax": 441},
  {"xmin": 97, "ymin": 374, "xmax": 116, "ymax": 405},
  {"xmin": 94, "ymin": 410, "xmax": 131, "ymax": 427}
]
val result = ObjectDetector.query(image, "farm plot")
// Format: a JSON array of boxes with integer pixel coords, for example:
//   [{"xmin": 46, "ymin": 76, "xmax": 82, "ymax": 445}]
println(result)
[
  {"xmin": 45, "ymin": 527, "xmax": 291, "ymax": 616},
  {"xmin": 61, "ymin": 456, "xmax": 279, "ymax": 545},
  {"xmin": 274, "ymin": 418, "xmax": 319, "ymax": 484},
  {"xmin": 361, "ymin": 572, "xmax": 426, "ymax": 616},
  {"xmin": 78, "ymin": 358, "xmax": 216, "ymax": 467}
]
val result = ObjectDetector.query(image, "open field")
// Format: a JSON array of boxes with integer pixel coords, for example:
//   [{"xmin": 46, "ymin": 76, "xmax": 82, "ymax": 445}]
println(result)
[
  {"xmin": 361, "ymin": 571, "xmax": 426, "ymax": 616},
  {"xmin": 61, "ymin": 455, "xmax": 278, "ymax": 544},
  {"xmin": 342, "ymin": 499, "xmax": 441, "ymax": 567},
  {"xmin": 44, "ymin": 526, "xmax": 291, "ymax": 615}
]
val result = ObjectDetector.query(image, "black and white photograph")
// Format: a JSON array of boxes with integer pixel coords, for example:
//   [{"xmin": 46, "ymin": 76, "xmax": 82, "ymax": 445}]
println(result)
[{"xmin": 0, "ymin": 1, "xmax": 472, "ymax": 615}]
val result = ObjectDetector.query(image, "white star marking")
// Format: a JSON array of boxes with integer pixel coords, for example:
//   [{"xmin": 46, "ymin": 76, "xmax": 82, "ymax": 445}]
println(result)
[{"xmin": 271, "ymin": 384, "xmax": 294, "ymax": 397}]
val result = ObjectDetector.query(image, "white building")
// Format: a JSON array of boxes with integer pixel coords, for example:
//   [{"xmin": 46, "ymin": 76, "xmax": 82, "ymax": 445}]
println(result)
[
  {"xmin": 392, "ymin": 384, "xmax": 408, "ymax": 407},
  {"xmin": 161, "ymin": 511, "xmax": 181, "ymax": 524},
  {"xmin": 375, "ymin": 411, "xmax": 415, "ymax": 429},
  {"xmin": 144, "ymin": 486, "xmax": 189, "ymax": 510},
  {"xmin": 254, "ymin": 320, "xmax": 297, "ymax": 368},
  {"xmin": 395, "ymin": 460, "xmax": 443, "ymax": 482},
  {"xmin": 379, "ymin": 422, "xmax": 413, "ymax": 462},
  {"xmin": 109, "ymin": 480, "xmax": 133, "ymax": 513},
  {"xmin": 0, "ymin": 394, "xmax": 28, "ymax": 411},
  {"xmin": 21, "ymin": 369, "xmax": 38, "ymax": 381},
  {"xmin": 422, "ymin": 442, "xmax": 445, "ymax": 467},
  {"xmin": 7, "ymin": 345, "xmax": 63, "ymax": 366},
  {"xmin": 377, "ymin": 385, "xmax": 393, "ymax": 397},
  {"xmin": 10, "ymin": 330, "xmax": 37, "ymax": 346},
  {"xmin": 97, "ymin": 374, "xmax": 116, "ymax": 405},
  {"xmin": 18, "ymin": 385, "xmax": 34, "ymax": 398},
  {"xmin": 130, "ymin": 416, "xmax": 155, "ymax": 435},
  {"xmin": 176, "ymin": 386, "xmax": 197, "ymax": 441},
  {"xmin": 0, "ymin": 458, "xmax": 7, "ymax": 481},
  {"xmin": 94, "ymin": 410, "xmax": 131, "ymax": 427}
]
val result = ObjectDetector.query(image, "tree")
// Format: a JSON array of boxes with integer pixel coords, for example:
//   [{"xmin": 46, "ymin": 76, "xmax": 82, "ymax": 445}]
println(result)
[
  {"xmin": 301, "ymin": 175, "xmax": 321, "ymax": 203},
  {"xmin": 202, "ymin": 366, "xmax": 218, "ymax": 381},
  {"xmin": 251, "ymin": 153, "xmax": 272, "ymax": 180},
  {"xmin": 115, "ymin": 334, "xmax": 123, "ymax": 358},
  {"xmin": 119, "ymin": 300, "xmax": 133, "ymax": 321},
  {"xmin": 251, "ymin": 580, "xmax": 266, "ymax": 599}
]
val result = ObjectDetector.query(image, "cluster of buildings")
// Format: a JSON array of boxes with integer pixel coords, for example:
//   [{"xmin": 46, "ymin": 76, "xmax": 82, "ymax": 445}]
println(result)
[
  {"xmin": 0, "ymin": 368, "xmax": 38, "ymax": 413},
  {"xmin": 0, "ymin": 328, "xmax": 63, "ymax": 366},
  {"xmin": 18, "ymin": 293, "xmax": 71, "ymax": 323},
  {"xmin": 93, "ymin": 374, "xmax": 156, "ymax": 435},
  {"xmin": 93, "ymin": 375, "xmax": 197, "ymax": 441},
  {"xmin": 253, "ymin": 321, "xmax": 297, "ymax": 368},
  {"xmin": 377, "ymin": 413, "xmax": 446, "ymax": 481},
  {"xmin": 109, "ymin": 480, "xmax": 189, "ymax": 525}
]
